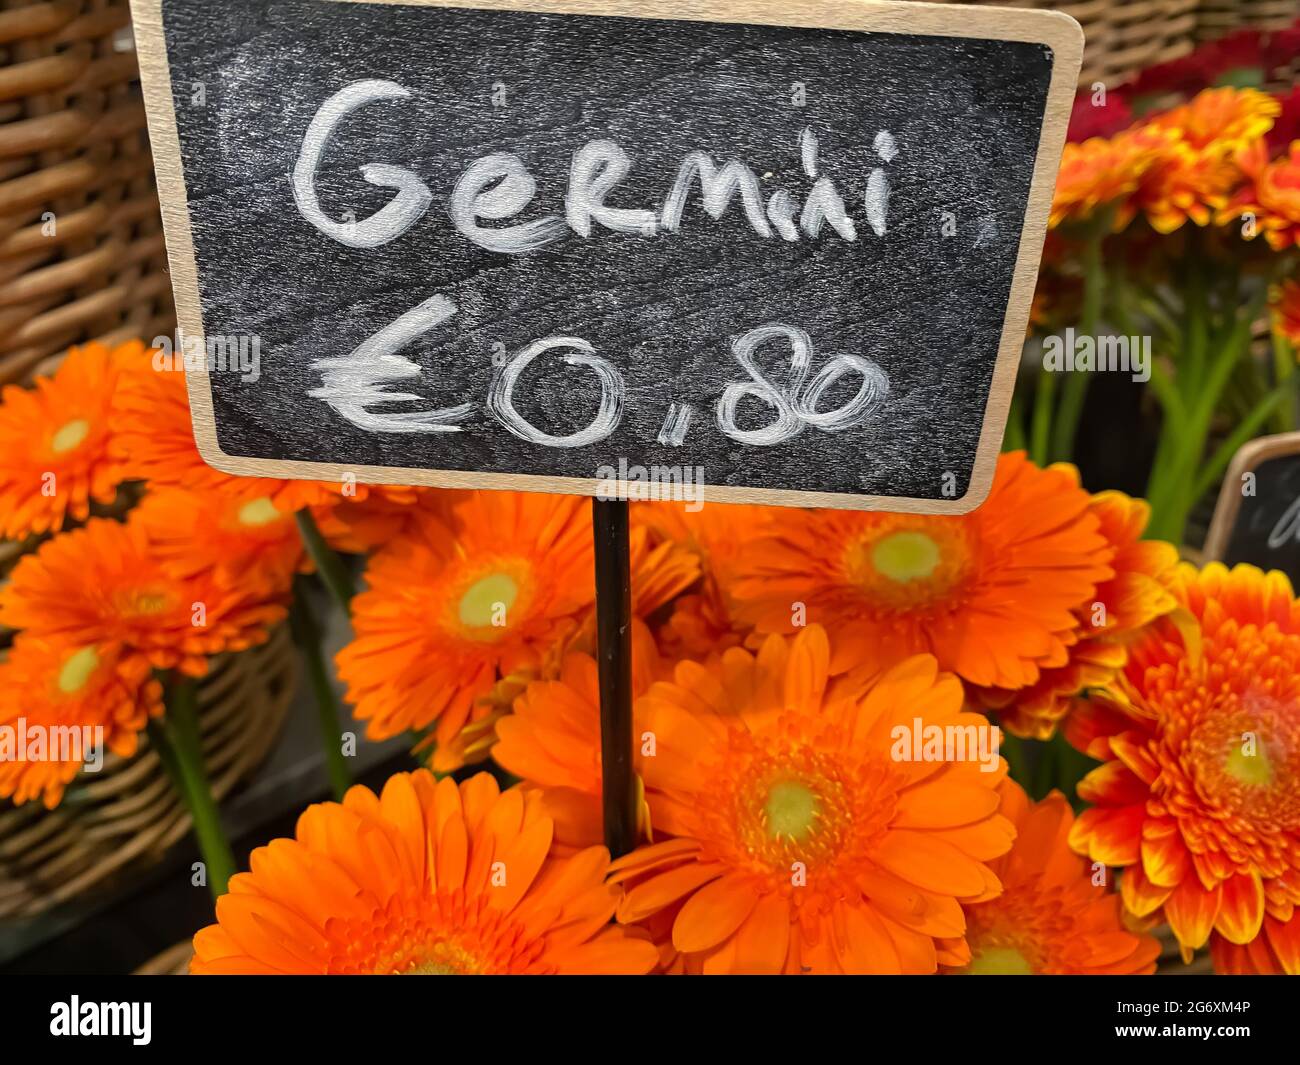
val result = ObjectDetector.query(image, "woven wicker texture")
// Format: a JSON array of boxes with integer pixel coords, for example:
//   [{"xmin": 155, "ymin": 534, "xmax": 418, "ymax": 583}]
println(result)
[
  {"xmin": 1198, "ymin": 0, "xmax": 1299, "ymax": 41},
  {"xmin": 912, "ymin": 0, "xmax": 1212, "ymax": 88},
  {"xmin": 0, "ymin": 0, "xmax": 175, "ymax": 387},
  {"xmin": 0, "ymin": 623, "xmax": 296, "ymax": 919}
]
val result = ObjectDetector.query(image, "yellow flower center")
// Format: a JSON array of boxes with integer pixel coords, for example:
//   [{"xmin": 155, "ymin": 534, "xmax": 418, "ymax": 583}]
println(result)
[
  {"xmin": 397, "ymin": 942, "xmax": 482, "ymax": 975},
  {"xmin": 871, "ymin": 531, "xmax": 940, "ymax": 581},
  {"xmin": 763, "ymin": 779, "xmax": 819, "ymax": 841},
  {"xmin": 57, "ymin": 646, "xmax": 100, "ymax": 694},
  {"xmin": 691, "ymin": 716, "xmax": 902, "ymax": 905},
  {"xmin": 51, "ymin": 419, "xmax": 90, "ymax": 454},
  {"xmin": 843, "ymin": 518, "xmax": 976, "ymax": 611},
  {"xmin": 237, "ymin": 497, "xmax": 282, "ymax": 526},
  {"xmin": 1225, "ymin": 742, "xmax": 1273, "ymax": 787},
  {"xmin": 318, "ymin": 882, "xmax": 569, "ymax": 974},
  {"xmin": 728, "ymin": 746, "xmax": 860, "ymax": 875},
  {"xmin": 457, "ymin": 573, "xmax": 519, "ymax": 631},
  {"xmin": 964, "ymin": 946, "xmax": 1035, "ymax": 976},
  {"xmin": 1186, "ymin": 680, "xmax": 1300, "ymax": 831}
]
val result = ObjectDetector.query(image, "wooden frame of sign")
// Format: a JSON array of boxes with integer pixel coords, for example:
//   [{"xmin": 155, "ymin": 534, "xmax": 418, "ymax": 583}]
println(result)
[
  {"xmin": 129, "ymin": 0, "xmax": 1082, "ymax": 513},
  {"xmin": 1204, "ymin": 430, "xmax": 1300, "ymax": 561}
]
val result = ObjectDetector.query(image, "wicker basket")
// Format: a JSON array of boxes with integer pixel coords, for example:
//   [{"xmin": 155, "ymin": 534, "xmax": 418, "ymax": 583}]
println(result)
[
  {"xmin": 1198, "ymin": 0, "xmax": 1299, "ymax": 41},
  {"xmin": 916, "ymin": 0, "xmax": 1209, "ymax": 88},
  {"xmin": 0, "ymin": 0, "xmax": 175, "ymax": 388},
  {"xmin": 0, "ymin": 623, "xmax": 296, "ymax": 919}
]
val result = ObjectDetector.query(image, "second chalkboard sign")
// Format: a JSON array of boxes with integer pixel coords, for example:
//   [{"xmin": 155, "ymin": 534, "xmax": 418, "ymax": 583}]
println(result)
[
  {"xmin": 1206, "ymin": 431, "xmax": 1300, "ymax": 586},
  {"xmin": 131, "ymin": 0, "xmax": 1081, "ymax": 512}
]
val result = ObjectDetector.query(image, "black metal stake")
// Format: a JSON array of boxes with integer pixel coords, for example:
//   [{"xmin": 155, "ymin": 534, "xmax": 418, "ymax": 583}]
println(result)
[{"xmin": 592, "ymin": 496, "xmax": 637, "ymax": 859}]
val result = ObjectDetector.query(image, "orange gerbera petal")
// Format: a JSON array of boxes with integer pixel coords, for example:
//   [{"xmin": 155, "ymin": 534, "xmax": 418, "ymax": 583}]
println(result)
[
  {"xmin": 636, "ymin": 501, "xmax": 770, "ymax": 660},
  {"xmin": 1271, "ymin": 277, "xmax": 1300, "ymax": 348},
  {"xmin": 0, "ymin": 635, "xmax": 163, "ymax": 807},
  {"xmin": 1069, "ymin": 562, "xmax": 1300, "ymax": 962},
  {"xmin": 0, "ymin": 519, "xmax": 284, "ymax": 677},
  {"xmin": 978, "ymin": 491, "xmax": 1179, "ymax": 740},
  {"xmin": 1050, "ymin": 128, "xmax": 1168, "ymax": 230},
  {"xmin": 109, "ymin": 342, "xmax": 359, "ymax": 510},
  {"xmin": 943, "ymin": 780, "xmax": 1159, "ymax": 975},
  {"xmin": 310, "ymin": 488, "xmax": 463, "ymax": 554},
  {"xmin": 1212, "ymin": 911, "xmax": 1300, "ymax": 975},
  {"xmin": 0, "ymin": 342, "xmax": 127, "ymax": 540},
  {"xmin": 1136, "ymin": 87, "xmax": 1280, "ymax": 233},
  {"xmin": 132, "ymin": 486, "xmax": 306, "ymax": 598},
  {"xmin": 338, "ymin": 492, "xmax": 595, "ymax": 746},
  {"xmin": 609, "ymin": 625, "xmax": 1012, "ymax": 974},
  {"xmin": 190, "ymin": 770, "xmax": 657, "ymax": 974},
  {"xmin": 729, "ymin": 452, "xmax": 1114, "ymax": 690},
  {"xmin": 492, "ymin": 623, "xmax": 663, "ymax": 846},
  {"xmin": 1222, "ymin": 138, "xmax": 1300, "ymax": 251},
  {"xmin": 1216, "ymin": 870, "xmax": 1266, "ymax": 946}
]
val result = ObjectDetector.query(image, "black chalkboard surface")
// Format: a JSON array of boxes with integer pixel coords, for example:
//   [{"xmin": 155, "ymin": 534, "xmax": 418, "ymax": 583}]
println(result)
[
  {"xmin": 1206, "ymin": 432, "xmax": 1300, "ymax": 586},
  {"xmin": 131, "ymin": 0, "xmax": 1081, "ymax": 511}
]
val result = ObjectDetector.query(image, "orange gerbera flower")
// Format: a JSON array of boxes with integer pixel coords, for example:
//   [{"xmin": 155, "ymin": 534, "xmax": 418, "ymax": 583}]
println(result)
[
  {"xmin": 493, "ymin": 622, "xmax": 665, "ymax": 847},
  {"xmin": 1273, "ymin": 278, "xmax": 1300, "ymax": 348},
  {"xmin": 310, "ymin": 488, "xmax": 463, "ymax": 555},
  {"xmin": 638, "ymin": 501, "xmax": 767, "ymax": 660},
  {"xmin": 190, "ymin": 770, "xmax": 658, "ymax": 974},
  {"xmin": 1136, "ymin": 87, "xmax": 1280, "ymax": 233},
  {"xmin": 416, "ymin": 507, "xmax": 698, "ymax": 776},
  {"xmin": 0, "ymin": 342, "xmax": 126, "ymax": 540},
  {"xmin": 109, "ymin": 342, "xmax": 354, "ymax": 511},
  {"xmin": 1050, "ymin": 129, "xmax": 1168, "ymax": 230},
  {"xmin": 977, "ymin": 492, "xmax": 1180, "ymax": 740},
  {"xmin": 1211, "ymin": 913, "xmax": 1300, "ymax": 975},
  {"xmin": 609, "ymin": 626, "xmax": 1013, "ymax": 974},
  {"xmin": 729, "ymin": 452, "xmax": 1114, "ymax": 690},
  {"xmin": 338, "ymin": 492, "xmax": 594, "ymax": 746},
  {"xmin": 0, "ymin": 519, "xmax": 284, "ymax": 677},
  {"xmin": 0, "ymin": 636, "xmax": 163, "ymax": 807},
  {"xmin": 131, "ymin": 487, "xmax": 305, "ymax": 598},
  {"xmin": 1068, "ymin": 563, "xmax": 1300, "ymax": 963},
  {"xmin": 1226, "ymin": 139, "xmax": 1300, "ymax": 251},
  {"xmin": 624, "ymin": 522, "xmax": 702, "ymax": 621},
  {"xmin": 941, "ymin": 779, "xmax": 1160, "ymax": 974}
]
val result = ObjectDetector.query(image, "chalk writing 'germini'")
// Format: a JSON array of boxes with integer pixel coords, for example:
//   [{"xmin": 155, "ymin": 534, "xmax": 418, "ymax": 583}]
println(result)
[{"xmin": 292, "ymin": 80, "xmax": 897, "ymax": 252}]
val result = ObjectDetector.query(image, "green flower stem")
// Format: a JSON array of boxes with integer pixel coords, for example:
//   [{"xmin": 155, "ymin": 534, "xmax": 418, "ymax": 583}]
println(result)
[
  {"xmin": 1004, "ymin": 390, "xmax": 1028, "ymax": 453},
  {"xmin": 1182, "ymin": 234, "xmax": 1209, "ymax": 395},
  {"xmin": 289, "ymin": 577, "xmax": 353, "ymax": 801},
  {"xmin": 1050, "ymin": 222, "xmax": 1106, "ymax": 462},
  {"xmin": 1189, "ymin": 383, "xmax": 1292, "ymax": 505},
  {"xmin": 1031, "ymin": 735, "xmax": 1057, "ymax": 801},
  {"xmin": 1146, "ymin": 287, "xmax": 1267, "ymax": 543},
  {"xmin": 295, "ymin": 508, "xmax": 356, "ymax": 611},
  {"xmin": 998, "ymin": 729, "xmax": 1029, "ymax": 789},
  {"xmin": 149, "ymin": 678, "xmax": 236, "ymax": 900},
  {"xmin": 1272, "ymin": 327, "xmax": 1296, "ymax": 434},
  {"xmin": 1029, "ymin": 365, "xmax": 1056, "ymax": 468}
]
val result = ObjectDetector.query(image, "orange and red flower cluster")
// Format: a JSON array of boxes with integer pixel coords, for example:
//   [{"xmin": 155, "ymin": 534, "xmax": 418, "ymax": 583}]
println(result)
[
  {"xmin": 1054, "ymin": 86, "xmax": 1285, "ymax": 236},
  {"xmin": 1052, "ymin": 19, "xmax": 1300, "ymax": 244}
]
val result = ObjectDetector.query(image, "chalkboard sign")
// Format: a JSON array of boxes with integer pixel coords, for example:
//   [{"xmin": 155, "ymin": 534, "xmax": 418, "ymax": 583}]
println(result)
[
  {"xmin": 130, "ymin": 0, "xmax": 1081, "ymax": 512},
  {"xmin": 1205, "ymin": 432, "xmax": 1300, "ymax": 585}
]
